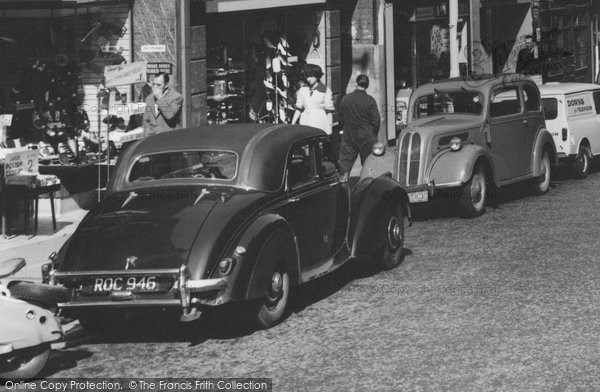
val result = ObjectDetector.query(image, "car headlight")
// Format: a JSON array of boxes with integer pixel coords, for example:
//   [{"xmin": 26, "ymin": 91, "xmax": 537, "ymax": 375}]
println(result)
[
  {"xmin": 450, "ymin": 137, "xmax": 462, "ymax": 151},
  {"xmin": 373, "ymin": 142, "xmax": 386, "ymax": 156}
]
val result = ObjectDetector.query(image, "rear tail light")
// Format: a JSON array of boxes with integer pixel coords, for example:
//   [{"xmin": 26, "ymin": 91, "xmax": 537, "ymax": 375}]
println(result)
[{"xmin": 562, "ymin": 127, "xmax": 568, "ymax": 142}]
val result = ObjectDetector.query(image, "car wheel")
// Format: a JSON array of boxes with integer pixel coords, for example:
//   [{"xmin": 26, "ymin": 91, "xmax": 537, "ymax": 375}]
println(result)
[
  {"xmin": 570, "ymin": 145, "xmax": 590, "ymax": 179},
  {"xmin": 458, "ymin": 164, "xmax": 486, "ymax": 218},
  {"xmin": 0, "ymin": 343, "xmax": 50, "ymax": 379},
  {"xmin": 9, "ymin": 282, "xmax": 71, "ymax": 306},
  {"xmin": 374, "ymin": 204, "xmax": 406, "ymax": 270},
  {"xmin": 532, "ymin": 151, "xmax": 551, "ymax": 195},
  {"xmin": 255, "ymin": 264, "xmax": 290, "ymax": 329}
]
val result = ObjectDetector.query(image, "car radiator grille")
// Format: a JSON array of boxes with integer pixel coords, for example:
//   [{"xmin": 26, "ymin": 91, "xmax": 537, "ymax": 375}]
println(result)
[{"xmin": 397, "ymin": 132, "xmax": 421, "ymax": 186}]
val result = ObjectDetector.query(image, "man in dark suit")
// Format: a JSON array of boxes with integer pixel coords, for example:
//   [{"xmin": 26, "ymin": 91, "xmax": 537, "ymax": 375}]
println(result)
[
  {"xmin": 143, "ymin": 73, "xmax": 184, "ymax": 137},
  {"xmin": 338, "ymin": 74, "xmax": 381, "ymax": 176}
]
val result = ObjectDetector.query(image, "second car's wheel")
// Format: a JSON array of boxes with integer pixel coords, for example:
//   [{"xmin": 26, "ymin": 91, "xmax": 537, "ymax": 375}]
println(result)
[
  {"xmin": 532, "ymin": 150, "xmax": 551, "ymax": 195},
  {"xmin": 570, "ymin": 145, "xmax": 590, "ymax": 179},
  {"xmin": 0, "ymin": 343, "xmax": 50, "ymax": 379},
  {"xmin": 458, "ymin": 164, "xmax": 487, "ymax": 218},
  {"xmin": 255, "ymin": 264, "xmax": 290, "ymax": 329}
]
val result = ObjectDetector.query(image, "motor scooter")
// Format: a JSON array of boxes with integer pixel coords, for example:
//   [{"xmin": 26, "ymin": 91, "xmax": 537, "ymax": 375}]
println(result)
[{"xmin": 0, "ymin": 258, "xmax": 69, "ymax": 379}]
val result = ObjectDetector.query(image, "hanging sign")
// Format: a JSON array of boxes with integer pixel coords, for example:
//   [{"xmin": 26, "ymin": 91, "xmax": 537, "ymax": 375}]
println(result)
[
  {"xmin": 141, "ymin": 44, "xmax": 166, "ymax": 53},
  {"xmin": 4, "ymin": 149, "xmax": 39, "ymax": 177},
  {"xmin": 104, "ymin": 61, "xmax": 147, "ymax": 87},
  {"xmin": 147, "ymin": 62, "xmax": 174, "ymax": 75}
]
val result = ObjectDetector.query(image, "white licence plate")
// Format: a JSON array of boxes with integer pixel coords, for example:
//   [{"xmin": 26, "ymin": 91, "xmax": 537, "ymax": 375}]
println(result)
[{"xmin": 408, "ymin": 190, "xmax": 429, "ymax": 203}]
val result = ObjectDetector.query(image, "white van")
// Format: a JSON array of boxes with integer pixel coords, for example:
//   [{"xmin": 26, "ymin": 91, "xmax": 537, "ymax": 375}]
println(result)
[{"xmin": 539, "ymin": 83, "xmax": 600, "ymax": 178}]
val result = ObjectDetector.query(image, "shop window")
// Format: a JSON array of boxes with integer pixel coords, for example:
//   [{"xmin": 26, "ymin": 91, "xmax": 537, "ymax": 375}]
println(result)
[
  {"xmin": 522, "ymin": 85, "xmax": 540, "ymax": 112},
  {"xmin": 490, "ymin": 87, "xmax": 521, "ymax": 117},
  {"xmin": 206, "ymin": 6, "xmax": 326, "ymax": 126}
]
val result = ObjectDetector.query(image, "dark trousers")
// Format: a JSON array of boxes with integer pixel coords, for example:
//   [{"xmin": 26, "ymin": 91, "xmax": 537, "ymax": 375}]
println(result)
[{"xmin": 338, "ymin": 136, "xmax": 375, "ymax": 175}]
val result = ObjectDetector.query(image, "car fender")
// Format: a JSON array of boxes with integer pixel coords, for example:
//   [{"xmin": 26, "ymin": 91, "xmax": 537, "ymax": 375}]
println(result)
[
  {"xmin": 214, "ymin": 214, "xmax": 299, "ymax": 302},
  {"xmin": 350, "ymin": 175, "xmax": 410, "ymax": 257},
  {"xmin": 532, "ymin": 128, "xmax": 558, "ymax": 176},
  {"xmin": 359, "ymin": 148, "xmax": 397, "ymax": 180},
  {"xmin": 428, "ymin": 145, "xmax": 497, "ymax": 187}
]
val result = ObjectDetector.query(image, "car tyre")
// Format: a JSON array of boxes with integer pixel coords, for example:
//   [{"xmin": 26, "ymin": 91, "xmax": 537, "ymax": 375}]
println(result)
[
  {"xmin": 458, "ymin": 164, "xmax": 486, "ymax": 218},
  {"xmin": 0, "ymin": 343, "xmax": 50, "ymax": 379},
  {"xmin": 570, "ymin": 145, "xmax": 590, "ymax": 179},
  {"xmin": 254, "ymin": 264, "xmax": 290, "ymax": 329},
  {"xmin": 8, "ymin": 282, "xmax": 71, "ymax": 306},
  {"xmin": 532, "ymin": 151, "xmax": 551, "ymax": 195},
  {"xmin": 373, "ymin": 204, "xmax": 406, "ymax": 270}
]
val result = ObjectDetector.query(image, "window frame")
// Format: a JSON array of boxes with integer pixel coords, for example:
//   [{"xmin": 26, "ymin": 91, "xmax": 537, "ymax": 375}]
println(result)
[
  {"xmin": 286, "ymin": 139, "xmax": 319, "ymax": 191},
  {"xmin": 489, "ymin": 84, "xmax": 523, "ymax": 119}
]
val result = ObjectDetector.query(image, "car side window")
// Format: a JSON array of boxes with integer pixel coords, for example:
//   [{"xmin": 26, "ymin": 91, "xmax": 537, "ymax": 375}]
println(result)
[
  {"xmin": 593, "ymin": 91, "xmax": 600, "ymax": 114},
  {"xmin": 490, "ymin": 86, "xmax": 521, "ymax": 117},
  {"xmin": 317, "ymin": 139, "xmax": 338, "ymax": 178},
  {"xmin": 522, "ymin": 84, "xmax": 541, "ymax": 112},
  {"xmin": 287, "ymin": 142, "xmax": 317, "ymax": 190}
]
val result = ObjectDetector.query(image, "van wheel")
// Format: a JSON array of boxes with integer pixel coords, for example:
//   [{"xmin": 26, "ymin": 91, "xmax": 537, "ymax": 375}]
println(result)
[
  {"xmin": 570, "ymin": 145, "xmax": 590, "ymax": 179},
  {"xmin": 458, "ymin": 164, "xmax": 486, "ymax": 218},
  {"xmin": 532, "ymin": 151, "xmax": 551, "ymax": 195}
]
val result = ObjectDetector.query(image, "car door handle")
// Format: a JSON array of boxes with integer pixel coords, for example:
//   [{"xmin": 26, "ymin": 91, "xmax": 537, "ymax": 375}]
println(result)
[
  {"xmin": 289, "ymin": 197, "xmax": 300, "ymax": 203},
  {"xmin": 522, "ymin": 120, "xmax": 528, "ymax": 127}
]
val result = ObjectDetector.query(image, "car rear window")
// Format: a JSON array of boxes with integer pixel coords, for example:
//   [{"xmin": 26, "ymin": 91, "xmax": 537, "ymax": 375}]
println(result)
[
  {"xmin": 542, "ymin": 98, "xmax": 558, "ymax": 120},
  {"xmin": 128, "ymin": 150, "xmax": 238, "ymax": 183},
  {"xmin": 413, "ymin": 90, "xmax": 483, "ymax": 119}
]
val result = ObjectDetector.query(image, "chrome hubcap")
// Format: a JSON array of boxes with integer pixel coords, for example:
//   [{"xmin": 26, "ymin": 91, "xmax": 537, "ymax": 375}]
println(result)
[
  {"xmin": 388, "ymin": 217, "xmax": 402, "ymax": 249},
  {"xmin": 579, "ymin": 152, "xmax": 588, "ymax": 172},
  {"xmin": 271, "ymin": 272, "xmax": 282, "ymax": 293},
  {"xmin": 265, "ymin": 271, "xmax": 283, "ymax": 305}
]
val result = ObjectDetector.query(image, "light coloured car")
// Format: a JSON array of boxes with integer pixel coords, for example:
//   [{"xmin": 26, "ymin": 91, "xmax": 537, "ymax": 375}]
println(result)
[
  {"xmin": 361, "ymin": 74, "xmax": 557, "ymax": 218},
  {"xmin": 539, "ymin": 83, "xmax": 600, "ymax": 178}
]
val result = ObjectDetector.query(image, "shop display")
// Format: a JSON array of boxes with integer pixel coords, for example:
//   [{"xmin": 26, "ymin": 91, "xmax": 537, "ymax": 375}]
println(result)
[
  {"xmin": 207, "ymin": 67, "xmax": 246, "ymax": 125},
  {"xmin": 206, "ymin": 7, "xmax": 326, "ymax": 127}
]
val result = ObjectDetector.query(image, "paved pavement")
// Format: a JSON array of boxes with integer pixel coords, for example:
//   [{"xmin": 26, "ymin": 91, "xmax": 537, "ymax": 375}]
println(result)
[{"xmin": 0, "ymin": 208, "xmax": 88, "ymax": 281}]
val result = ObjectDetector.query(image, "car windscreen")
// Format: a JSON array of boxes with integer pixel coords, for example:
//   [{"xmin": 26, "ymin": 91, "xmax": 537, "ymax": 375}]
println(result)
[
  {"xmin": 128, "ymin": 150, "xmax": 238, "ymax": 183},
  {"xmin": 413, "ymin": 90, "xmax": 483, "ymax": 119},
  {"xmin": 542, "ymin": 98, "xmax": 558, "ymax": 120}
]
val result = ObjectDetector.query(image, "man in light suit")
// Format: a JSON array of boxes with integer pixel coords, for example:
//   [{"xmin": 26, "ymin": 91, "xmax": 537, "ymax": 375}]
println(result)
[{"xmin": 143, "ymin": 73, "xmax": 184, "ymax": 137}]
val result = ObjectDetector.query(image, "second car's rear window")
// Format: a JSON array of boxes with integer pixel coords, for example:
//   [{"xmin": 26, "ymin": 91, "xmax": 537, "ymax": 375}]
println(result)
[
  {"xmin": 128, "ymin": 150, "xmax": 238, "ymax": 183},
  {"xmin": 542, "ymin": 98, "xmax": 558, "ymax": 120}
]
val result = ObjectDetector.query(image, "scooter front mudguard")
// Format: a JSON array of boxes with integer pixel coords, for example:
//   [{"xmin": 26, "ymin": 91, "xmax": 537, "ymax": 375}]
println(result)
[{"xmin": 0, "ymin": 296, "xmax": 62, "ymax": 353}]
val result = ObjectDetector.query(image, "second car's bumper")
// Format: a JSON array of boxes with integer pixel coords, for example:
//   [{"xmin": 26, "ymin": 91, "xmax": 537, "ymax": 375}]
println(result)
[{"xmin": 404, "ymin": 182, "xmax": 436, "ymax": 203}]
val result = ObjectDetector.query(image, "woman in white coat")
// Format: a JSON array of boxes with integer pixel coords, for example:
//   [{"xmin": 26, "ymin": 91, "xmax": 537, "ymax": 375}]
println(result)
[{"xmin": 292, "ymin": 64, "xmax": 334, "ymax": 134}]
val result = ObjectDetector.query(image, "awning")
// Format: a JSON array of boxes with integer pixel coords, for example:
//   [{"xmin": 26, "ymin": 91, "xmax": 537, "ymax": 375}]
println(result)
[{"xmin": 206, "ymin": 0, "xmax": 326, "ymax": 14}]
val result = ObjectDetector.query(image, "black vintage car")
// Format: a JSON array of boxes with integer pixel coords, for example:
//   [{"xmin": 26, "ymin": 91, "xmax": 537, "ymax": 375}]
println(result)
[{"xmin": 45, "ymin": 124, "xmax": 410, "ymax": 330}]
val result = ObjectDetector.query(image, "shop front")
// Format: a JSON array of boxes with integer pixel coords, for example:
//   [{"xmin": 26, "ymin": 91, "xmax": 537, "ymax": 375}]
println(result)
[
  {"xmin": 536, "ymin": 0, "xmax": 592, "ymax": 83},
  {"xmin": 204, "ymin": 0, "xmax": 336, "ymax": 127},
  {"xmin": 0, "ymin": 0, "xmax": 136, "ymax": 233},
  {"xmin": 392, "ymin": 0, "xmax": 470, "ymax": 90}
]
